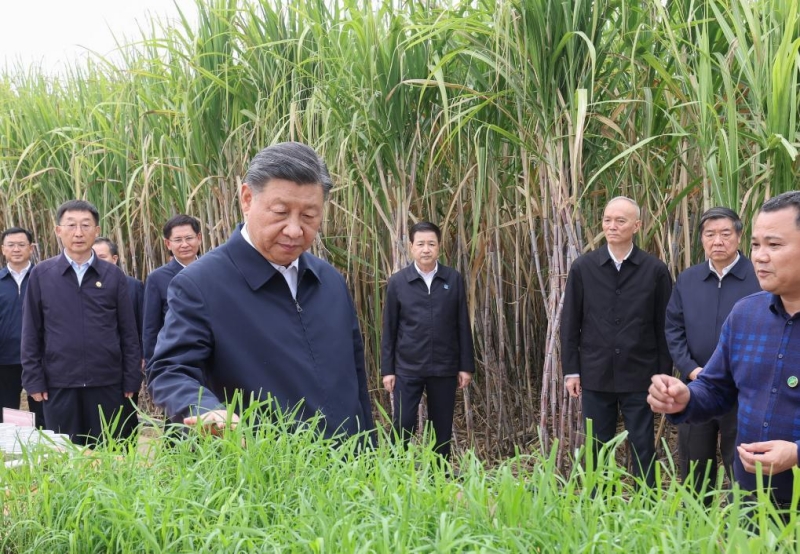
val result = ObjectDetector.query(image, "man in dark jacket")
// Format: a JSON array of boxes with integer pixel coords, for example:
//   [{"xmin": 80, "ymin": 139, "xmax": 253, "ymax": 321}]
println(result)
[
  {"xmin": 381, "ymin": 221, "xmax": 475, "ymax": 460},
  {"xmin": 142, "ymin": 214, "xmax": 201, "ymax": 362},
  {"xmin": 21, "ymin": 200, "xmax": 142, "ymax": 446},
  {"xmin": 665, "ymin": 207, "xmax": 760, "ymax": 501},
  {"xmin": 0, "ymin": 227, "xmax": 43, "ymax": 426},
  {"xmin": 93, "ymin": 236, "xmax": 146, "ymax": 440},
  {"xmin": 561, "ymin": 196, "xmax": 673, "ymax": 487},
  {"xmin": 147, "ymin": 142, "xmax": 374, "ymax": 440}
]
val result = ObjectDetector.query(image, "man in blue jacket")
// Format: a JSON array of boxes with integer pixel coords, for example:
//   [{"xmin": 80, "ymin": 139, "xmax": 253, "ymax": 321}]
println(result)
[
  {"xmin": 142, "ymin": 214, "xmax": 201, "ymax": 362},
  {"xmin": 21, "ymin": 200, "xmax": 142, "ymax": 446},
  {"xmin": 381, "ymin": 221, "xmax": 475, "ymax": 460},
  {"xmin": 147, "ymin": 142, "xmax": 374, "ymax": 439},
  {"xmin": 665, "ymin": 207, "xmax": 760, "ymax": 502},
  {"xmin": 0, "ymin": 227, "xmax": 43, "ymax": 426},
  {"xmin": 93, "ymin": 236, "xmax": 146, "ymax": 440}
]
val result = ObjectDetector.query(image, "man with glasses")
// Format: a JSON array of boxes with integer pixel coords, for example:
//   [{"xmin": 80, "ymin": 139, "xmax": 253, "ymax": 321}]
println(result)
[
  {"xmin": 0, "ymin": 227, "xmax": 44, "ymax": 426},
  {"xmin": 143, "ymin": 215, "xmax": 201, "ymax": 362},
  {"xmin": 20, "ymin": 200, "xmax": 141, "ymax": 446}
]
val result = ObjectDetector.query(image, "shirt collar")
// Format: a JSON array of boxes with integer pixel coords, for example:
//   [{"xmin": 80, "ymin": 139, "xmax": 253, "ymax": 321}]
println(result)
[
  {"xmin": 708, "ymin": 253, "xmax": 740, "ymax": 279},
  {"xmin": 413, "ymin": 261, "xmax": 438, "ymax": 278},
  {"xmin": 63, "ymin": 250, "xmax": 94, "ymax": 269},
  {"xmin": 607, "ymin": 244, "xmax": 634, "ymax": 268},
  {"xmin": 7, "ymin": 262, "xmax": 31, "ymax": 279},
  {"xmin": 240, "ymin": 223, "xmax": 300, "ymax": 273}
]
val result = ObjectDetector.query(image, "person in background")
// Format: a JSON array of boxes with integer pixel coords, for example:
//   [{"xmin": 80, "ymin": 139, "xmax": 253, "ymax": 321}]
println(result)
[
  {"xmin": 381, "ymin": 221, "xmax": 475, "ymax": 460},
  {"xmin": 142, "ymin": 214, "xmax": 201, "ymax": 362},
  {"xmin": 665, "ymin": 207, "xmax": 760, "ymax": 502},
  {"xmin": 650, "ymin": 191, "xmax": 800, "ymax": 512},
  {"xmin": 94, "ymin": 236, "xmax": 145, "ymax": 440},
  {"xmin": 21, "ymin": 200, "xmax": 141, "ymax": 446},
  {"xmin": 561, "ymin": 196, "xmax": 672, "ymax": 487},
  {"xmin": 0, "ymin": 227, "xmax": 44, "ymax": 427},
  {"xmin": 147, "ymin": 142, "xmax": 374, "ymax": 441}
]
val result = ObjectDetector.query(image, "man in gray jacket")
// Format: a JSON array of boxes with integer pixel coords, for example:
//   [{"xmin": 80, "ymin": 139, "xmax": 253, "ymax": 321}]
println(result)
[{"xmin": 381, "ymin": 221, "xmax": 475, "ymax": 460}]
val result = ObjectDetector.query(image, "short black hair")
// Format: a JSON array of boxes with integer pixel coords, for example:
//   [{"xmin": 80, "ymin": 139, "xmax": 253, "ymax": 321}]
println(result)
[
  {"xmin": 56, "ymin": 199, "xmax": 99, "ymax": 225},
  {"xmin": 698, "ymin": 207, "xmax": 744, "ymax": 235},
  {"xmin": 163, "ymin": 214, "xmax": 201, "ymax": 239},
  {"xmin": 760, "ymin": 191, "xmax": 800, "ymax": 229},
  {"xmin": 93, "ymin": 237, "xmax": 119, "ymax": 260},
  {"xmin": 2, "ymin": 227, "xmax": 33, "ymax": 244},
  {"xmin": 409, "ymin": 221, "xmax": 442, "ymax": 244},
  {"xmin": 244, "ymin": 142, "xmax": 333, "ymax": 199}
]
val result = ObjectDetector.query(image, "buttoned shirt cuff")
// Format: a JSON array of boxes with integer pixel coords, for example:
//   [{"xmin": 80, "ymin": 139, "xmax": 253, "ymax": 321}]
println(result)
[{"xmin": 564, "ymin": 373, "xmax": 579, "ymax": 380}]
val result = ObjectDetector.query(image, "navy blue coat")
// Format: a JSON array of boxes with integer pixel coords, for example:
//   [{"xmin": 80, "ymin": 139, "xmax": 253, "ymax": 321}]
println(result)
[
  {"xmin": 126, "ymin": 276, "xmax": 145, "ymax": 349},
  {"xmin": 665, "ymin": 254, "xmax": 760, "ymax": 381},
  {"xmin": 0, "ymin": 265, "xmax": 31, "ymax": 365},
  {"xmin": 142, "ymin": 259, "xmax": 182, "ymax": 361},
  {"xmin": 21, "ymin": 254, "xmax": 142, "ymax": 394},
  {"xmin": 147, "ymin": 226, "xmax": 375, "ymax": 437}
]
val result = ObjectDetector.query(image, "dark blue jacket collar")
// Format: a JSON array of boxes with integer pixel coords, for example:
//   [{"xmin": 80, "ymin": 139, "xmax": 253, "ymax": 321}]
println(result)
[{"xmin": 226, "ymin": 224, "xmax": 323, "ymax": 291}]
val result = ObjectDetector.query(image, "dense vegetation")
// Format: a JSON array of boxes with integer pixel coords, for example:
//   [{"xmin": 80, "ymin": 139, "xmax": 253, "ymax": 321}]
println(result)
[
  {"xmin": 1, "ymin": 408, "xmax": 799, "ymax": 552},
  {"xmin": 1, "ymin": 0, "xmax": 799, "ymax": 465}
]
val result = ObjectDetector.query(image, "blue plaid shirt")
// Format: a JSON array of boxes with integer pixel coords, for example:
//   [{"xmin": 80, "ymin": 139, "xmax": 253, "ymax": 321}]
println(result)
[{"xmin": 670, "ymin": 291, "xmax": 800, "ymax": 502}]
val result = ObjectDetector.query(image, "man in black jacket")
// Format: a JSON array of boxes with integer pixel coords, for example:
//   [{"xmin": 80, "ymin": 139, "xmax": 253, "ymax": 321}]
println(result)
[
  {"xmin": 21, "ymin": 200, "xmax": 141, "ymax": 446},
  {"xmin": 381, "ymin": 221, "xmax": 475, "ymax": 460},
  {"xmin": 665, "ymin": 207, "xmax": 760, "ymax": 501},
  {"xmin": 561, "ymin": 197, "xmax": 672, "ymax": 486}
]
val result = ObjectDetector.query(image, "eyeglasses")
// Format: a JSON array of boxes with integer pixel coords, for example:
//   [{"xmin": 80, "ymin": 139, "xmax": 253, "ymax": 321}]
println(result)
[
  {"xmin": 58, "ymin": 223, "xmax": 96, "ymax": 233},
  {"xmin": 2, "ymin": 242, "xmax": 30, "ymax": 249},
  {"xmin": 168, "ymin": 235, "xmax": 198, "ymax": 245}
]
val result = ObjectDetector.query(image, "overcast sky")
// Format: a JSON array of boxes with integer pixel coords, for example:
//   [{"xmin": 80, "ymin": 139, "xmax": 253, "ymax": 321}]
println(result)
[{"xmin": 0, "ymin": 0, "xmax": 199, "ymax": 72}]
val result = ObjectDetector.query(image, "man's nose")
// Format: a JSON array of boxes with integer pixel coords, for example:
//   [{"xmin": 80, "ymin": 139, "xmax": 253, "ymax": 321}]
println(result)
[{"xmin": 283, "ymin": 219, "xmax": 303, "ymax": 238}]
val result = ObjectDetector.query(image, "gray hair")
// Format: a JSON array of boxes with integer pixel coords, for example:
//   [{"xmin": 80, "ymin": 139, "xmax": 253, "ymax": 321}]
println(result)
[
  {"xmin": 761, "ymin": 191, "xmax": 800, "ymax": 229},
  {"xmin": 244, "ymin": 142, "xmax": 333, "ymax": 199},
  {"xmin": 698, "ymin": 207, "xmax": 744, "ymax": 235},
  {"xmin": 606, "ymin": 196, "xmax": 641, "ymax": 219}
]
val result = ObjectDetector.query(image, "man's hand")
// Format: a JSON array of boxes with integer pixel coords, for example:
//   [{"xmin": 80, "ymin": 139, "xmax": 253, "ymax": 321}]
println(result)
[
  {"xmin": 738, "ymin": 441, "xmax": 799, "ymax": 475},
  {"xmin": 183, "ymin": 410, "xmax": 239, "ymax": 436},
  {"xmin": 688, "ymin": 367, "xmax": 703, "ymax": 380},
  {"xmin": 565, "ymin": 376, "xmax": 581, "ymax": 398},
  {"xmin": 124, "ymin": 391, "xmax": 135, "ymax": 399},
  {"xmin": 647, "ymin": 374, "xmax": 690, "ymax": 413},
  {"xmin": 30, "ymin": 392, "xmax": 48, "ymax": 402},
  {"xmin": 457, "ymin": 371, "xmax": 472, "ymax": 389},
  {"xmin": 382, "ymin": 375, "xmax": 395, "ymax": 393}
]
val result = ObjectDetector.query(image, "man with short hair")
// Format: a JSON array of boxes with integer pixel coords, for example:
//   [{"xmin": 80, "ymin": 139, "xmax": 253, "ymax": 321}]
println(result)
[
  {"xmin": 665, "ymin": 207, "xmax": 760, "ymax": 501},
  {"xmin": 21, "ymin": 200, "xmax": 142, "ymax": 446},
  {"xmin": 147, "ymin": 142, "xmax": 374, "ymax": 439},
  {"xmin": 381, "ymin": 221, "xmax": 475, "ymax": 460},
  {"xmin": 650, "ymin": 191, "xmax": 800, "ymax": 509},
  {"xmin": 561, "ymin": 196, "xmax": 673, "ymax": 487},
  {"xmin": 142, "ymin": 214, "xmax": 201, "ymax": 362},
  {"xmin": 0, "ymin": 227, "xmax": 44, "ymax": 426},
  {"xmin": 94, "ymin": 237, "xmax": 145, "ymax": 346},
  {"xmin": 94, "ymin": 237, "xmax": 146, "ymax": 440}
]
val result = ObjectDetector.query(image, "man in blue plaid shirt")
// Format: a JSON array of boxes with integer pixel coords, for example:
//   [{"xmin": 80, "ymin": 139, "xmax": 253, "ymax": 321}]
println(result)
[{"xmin": 649, "ymin": 191, "xmax": 800, "ymax": 507}]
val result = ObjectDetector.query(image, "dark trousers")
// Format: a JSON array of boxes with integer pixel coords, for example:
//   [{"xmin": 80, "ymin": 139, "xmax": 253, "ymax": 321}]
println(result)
[
  {"xmin": 0, "ymin": 364, "xmax": 23, "ymax": 421},
  {"xmin": 0, "ymin": 364, "xmax": 46, "ymax": 428},
  {"xmin": 392, "ymin": 374, "xmax": 458, "ymax": 459},
  {"xmin": 43, "ymin": 386, "xmax": 128, "ymax": 447},
  {"xmin": 582, "ymin": 389, "xmax": 656, "ymax": 487},
  {"xmin": 678, "ymin": 406, "xmax": 737, "ymax": 501}
]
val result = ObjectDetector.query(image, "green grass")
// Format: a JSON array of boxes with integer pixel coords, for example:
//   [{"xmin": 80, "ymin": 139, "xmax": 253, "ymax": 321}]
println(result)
[{"xmin": 1, "ymin": 406, "xmax": 797, "ymax": 553}]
